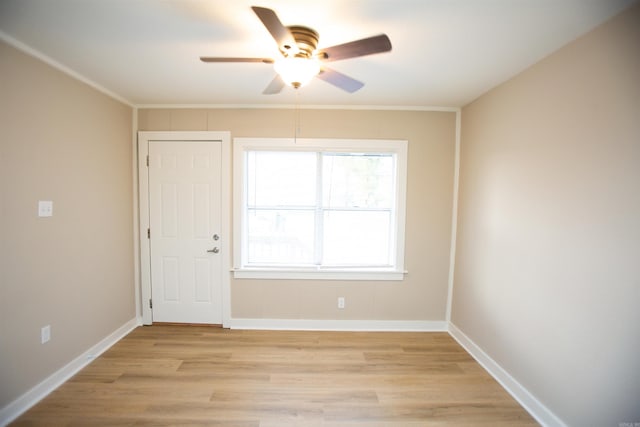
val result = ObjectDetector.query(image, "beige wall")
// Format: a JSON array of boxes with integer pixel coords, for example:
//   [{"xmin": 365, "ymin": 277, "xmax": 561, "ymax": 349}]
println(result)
[
  {"xmin": 453, "ymin": 3, "xmax": 640, "ymax": 426},
  {"xmin": 139, "ymin": 108, "xmax": 457, "ymax": 321},
  {"xmin": 0, "ymin": 41, "xmax": 134, "ymax": 408}
]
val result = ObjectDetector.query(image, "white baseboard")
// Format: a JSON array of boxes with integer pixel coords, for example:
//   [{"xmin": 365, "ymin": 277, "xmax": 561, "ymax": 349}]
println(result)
[
  {"xmin": 228, "ymin": 318, "xmax": 448, "ymax": 331},
  {"xmin": 0, "ymin": 317, "xmax": 140, "ymax": 427},
  {"xmin": 447, "ymin": 322, "xmax": 566, "ymax": 427}
]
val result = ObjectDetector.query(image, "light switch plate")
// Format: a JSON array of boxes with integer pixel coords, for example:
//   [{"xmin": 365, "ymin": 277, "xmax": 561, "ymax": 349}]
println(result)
[{"xmin": 38, "ymin": 201, "xmax": 53, "ymax": 217}]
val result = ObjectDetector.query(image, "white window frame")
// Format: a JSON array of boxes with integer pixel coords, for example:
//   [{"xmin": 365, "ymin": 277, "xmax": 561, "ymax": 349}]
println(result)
[{"xmin": 233, "ymin": 137, "xmax": 408, "ymax": 281}]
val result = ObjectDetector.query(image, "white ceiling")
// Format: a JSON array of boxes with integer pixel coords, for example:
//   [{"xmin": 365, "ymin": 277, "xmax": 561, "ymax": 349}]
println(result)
[{"xmin": 0, "ymin": 0, "xmax": 635, "ymax": 107}]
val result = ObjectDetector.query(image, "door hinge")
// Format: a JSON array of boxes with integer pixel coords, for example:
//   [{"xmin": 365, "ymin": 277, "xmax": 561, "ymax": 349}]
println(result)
[
  {"xmin": 146, "ymin": 155, "xmax": 149, "ymax": 167},
  {"xmin": 149, "ymin": 299, "xmax": 153, "ymax": 309},
  {"xmin": 147, "ymin": 228, "xmax": 150, "ymax": 239}
]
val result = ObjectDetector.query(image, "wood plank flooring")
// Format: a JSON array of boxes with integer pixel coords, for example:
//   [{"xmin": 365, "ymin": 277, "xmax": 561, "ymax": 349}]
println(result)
[{"xmin": 12, "ymin": 325, "xmax": 538, "ymax": 426}]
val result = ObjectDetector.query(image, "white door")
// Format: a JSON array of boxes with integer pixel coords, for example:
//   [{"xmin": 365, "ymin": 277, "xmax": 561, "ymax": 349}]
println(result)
[{"xmin": 148, "ymin": 141, "xmax": 222, "ymax": 324}]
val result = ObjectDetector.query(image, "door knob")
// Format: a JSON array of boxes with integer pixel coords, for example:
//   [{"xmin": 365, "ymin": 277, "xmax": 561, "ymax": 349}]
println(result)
[
  {"xmin": 213, "ymin": 234, "xmax": 219, "ymax": 241},
  {"xmin": 207, "ymin": 247, "xmax": 219, "ymax": 254}
]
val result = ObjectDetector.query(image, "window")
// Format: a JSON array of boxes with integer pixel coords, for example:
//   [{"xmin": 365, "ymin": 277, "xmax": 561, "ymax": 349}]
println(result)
[{"xmin": 233, "ymin": 138, "xmax": 407, "ymax": 280}]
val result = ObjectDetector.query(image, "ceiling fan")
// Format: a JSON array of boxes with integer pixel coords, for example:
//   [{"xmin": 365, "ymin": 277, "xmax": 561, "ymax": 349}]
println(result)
[{"xmin": 200, "ymin": 6, "xmax": 392, "ymax": 94}]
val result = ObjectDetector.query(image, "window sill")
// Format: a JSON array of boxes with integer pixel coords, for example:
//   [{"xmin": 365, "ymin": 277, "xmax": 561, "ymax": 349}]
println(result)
[{"xmin": 232, "ymin": 268, "xmax": 407, "ymax": 281}]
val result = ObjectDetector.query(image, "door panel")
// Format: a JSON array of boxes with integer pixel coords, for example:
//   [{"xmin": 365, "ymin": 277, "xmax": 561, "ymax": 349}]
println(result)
[{"xmin": 149, "ymin": 141, "xmax": 222, "ymax": 324}]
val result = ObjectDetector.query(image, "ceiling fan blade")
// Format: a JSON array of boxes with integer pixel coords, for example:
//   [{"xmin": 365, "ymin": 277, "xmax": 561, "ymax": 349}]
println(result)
[
  {"xmin": 200, "ymin": 57, "xmax": 274, "ymax": 63},
  {"xmin": 251, "ymin": 6, "xmax": 299, "ymax": 55},
  {"xmin": 320, "ymin": 34, "xmax": 392, "ymax": 62},
  {"xmin": 263, "ymin": 75, "xmax": 285, "ymax": 95},
  {"xmin": 317, "ymin": 67, "xmax": 364, "ymax": 93}
]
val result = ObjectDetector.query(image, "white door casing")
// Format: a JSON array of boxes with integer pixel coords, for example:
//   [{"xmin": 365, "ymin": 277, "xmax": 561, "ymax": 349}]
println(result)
[{"xmin": 138, "ymin": 132, "xmax": 231, "ymax": 325}]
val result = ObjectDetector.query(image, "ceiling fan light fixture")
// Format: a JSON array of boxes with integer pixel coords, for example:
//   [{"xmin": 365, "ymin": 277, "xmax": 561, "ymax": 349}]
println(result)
[
  {"xmin": 200, "ymin": 7, "xmax": 392, "ymax": 94},
  {"xmin": 274, "ymin": 57, "xmax": 320, "ymax": 89}
]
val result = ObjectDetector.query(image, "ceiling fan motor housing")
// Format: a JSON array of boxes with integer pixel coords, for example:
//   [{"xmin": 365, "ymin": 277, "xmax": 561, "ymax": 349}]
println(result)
[{"xmin": 283, "ymin": 26, "xmax": 319, "ymax": 58}]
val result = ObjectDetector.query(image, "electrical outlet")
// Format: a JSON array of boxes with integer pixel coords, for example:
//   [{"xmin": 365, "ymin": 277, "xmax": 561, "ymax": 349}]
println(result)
[
  {"xmin": 41, "ymin": 325, "xmax": 51, "ymax": 344},
  {"xmin": 38, "ymin": 201, "xmax": 53, "ymax": 217},
  {"xmin": 338, "ymin": 297, "xmax": 345, "ymax": 309}
]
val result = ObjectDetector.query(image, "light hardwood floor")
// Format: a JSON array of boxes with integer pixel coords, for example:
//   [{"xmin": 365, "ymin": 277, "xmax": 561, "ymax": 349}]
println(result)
[{"xmin": 13, "ymin": 325, "xmax": 538, "ymax": 426}]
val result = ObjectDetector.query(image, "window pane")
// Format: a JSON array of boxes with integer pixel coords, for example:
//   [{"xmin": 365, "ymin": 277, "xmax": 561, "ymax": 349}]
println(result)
[
  {"xmin": 247, "ymin": 209, "xmax": 315, "ymax": 265},
  {"xmin": 322, "ymin": 210, "xmax": 391, "ymax": 266},
  {"xmin": 247, "ymin": 151, "xmax": 316, "ymax": 207},
  {"xmin": 323, "ymin": 153, "xmax": 394, "ymax": 209}
]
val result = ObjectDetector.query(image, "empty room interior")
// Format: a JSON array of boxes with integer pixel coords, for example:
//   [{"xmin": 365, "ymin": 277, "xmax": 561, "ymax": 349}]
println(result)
[{"xmin": 1, "ymin": 1, "xmax": 639, "ymax": 426}]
